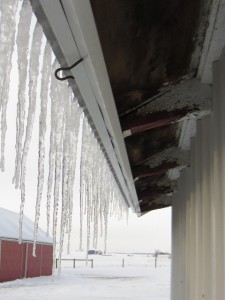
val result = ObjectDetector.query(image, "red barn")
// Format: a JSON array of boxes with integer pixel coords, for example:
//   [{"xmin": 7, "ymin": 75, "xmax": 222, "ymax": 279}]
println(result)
[{"xmin": 0, "ymin": 208, "xmax": 53, "ymax": 283}]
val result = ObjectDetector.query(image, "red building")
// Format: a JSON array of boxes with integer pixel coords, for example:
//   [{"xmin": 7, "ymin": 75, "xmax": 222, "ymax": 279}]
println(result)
[{"xmin": 0, "ymin": 208, "xmax": 53, "ymax": 283}]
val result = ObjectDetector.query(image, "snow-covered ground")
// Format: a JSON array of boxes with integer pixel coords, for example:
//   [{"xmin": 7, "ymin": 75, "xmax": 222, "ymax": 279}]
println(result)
[{"xmin": 0, "ymin": 254, "xmax": 170, "ymax": 300}]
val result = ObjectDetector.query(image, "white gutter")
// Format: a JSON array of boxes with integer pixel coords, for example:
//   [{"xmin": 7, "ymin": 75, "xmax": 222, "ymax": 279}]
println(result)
[{"xmin": 30, "ymin": 0, "xmax": 140, "ymax": 212}]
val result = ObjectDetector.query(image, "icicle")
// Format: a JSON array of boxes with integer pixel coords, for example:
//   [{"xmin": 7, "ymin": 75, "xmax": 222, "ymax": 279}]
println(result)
[
  {"xmin": 55, "ymin": 89, "xmax": 82, "ymax": 270},
  {"xmin": 58, "ymin": 86, "xmax": 82, "ymax": 269},
  {"xmin": 99, "ymin": 153, "xmax": 104, "ymax": 239},
  {"xmin": 63, "ymin": 98, "xmax": 73, "ymax": 255},
  {"xmin": 32, "ymin": 42, "xmax": 52, "ymax": 256},
  {"xmin": 19, "ymin": 22, "xmax": 43, "ymax": 243},
  {"xmin": 80, "ymin": 118, "xmax": 92, "ymax": 260},
  {"xmin": 81, "ymin": 119, "xmax": 89, "ymax": 219},
  {"xmin": 47, "ymin": 59, "xmax": 60, "ymax": 268},
  {"xmin": 103, "ymin": 165, "xmax": 110, "ymax": 254},
  {"xmin": 66, "ymin": 100, "xmax": 81, "ymax": 254},
  {"xmin": 13, "ymin": 0, "xmax": 32, "ymax": 188},
  {"xmin": 92, "ymin": 137, "xmax": 100, "ymax": 250},
  {"xmin": 0, "ymin": 0, "xmax": 18, "ymax": 171},
  {"xmin": 46, "ymin": 60, "xmax": 59, "ymax": 236},
  {"xmin": 79, "ymin": 116, "xmax": 84, "ymax": 251},
  {"xmin": 58, "ymin": 86, "xmax": 71, "ymax": 273},
  {"xmin": 52, "ymin": 76, "xmax": 67, "ymax": 271}
]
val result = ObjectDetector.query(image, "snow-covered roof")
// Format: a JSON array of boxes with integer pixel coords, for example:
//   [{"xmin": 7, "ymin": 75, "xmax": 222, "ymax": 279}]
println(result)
[{"xmin": 0, "ymin": 208, "xmax": 52, "ymax": 244}]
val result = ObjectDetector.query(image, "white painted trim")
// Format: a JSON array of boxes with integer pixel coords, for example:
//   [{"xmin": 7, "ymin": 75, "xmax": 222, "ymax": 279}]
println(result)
[
  {"xmin": 197, "ymin": 0, "xmax": 225, "ymax": 83},
  {"xmin": 123, "ymin": 130, "xmax": 132, "ymax": 138},
  {"xmin": 0, "ymin": 237, "xmax": 52, "ymax": 245}
]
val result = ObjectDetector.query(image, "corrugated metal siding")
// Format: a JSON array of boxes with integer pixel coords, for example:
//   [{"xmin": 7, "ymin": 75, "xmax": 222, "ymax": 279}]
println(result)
[
  {"xmin": 41, "ymin": 244, "xmax": 53, "ymax": 276},
  {"xmin": 0, "ymin": 240, "xmax": 26, "ymax": 282},
  {"xmin": 0, "ymin": 240, "xmax": 53, "ymax": 283},
  {"xmin": 26, "ymin": 243, "xmax": 42, "ymax": 278}
]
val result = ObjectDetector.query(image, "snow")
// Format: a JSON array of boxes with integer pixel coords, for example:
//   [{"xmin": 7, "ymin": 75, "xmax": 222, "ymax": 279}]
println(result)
[
  {"xmin": 0, "ymin": 207, "xmax": 52, "ymax": 244},
  {"xmin": 0, "ymin": 254, "xmax": 170, "ymax": 299}
]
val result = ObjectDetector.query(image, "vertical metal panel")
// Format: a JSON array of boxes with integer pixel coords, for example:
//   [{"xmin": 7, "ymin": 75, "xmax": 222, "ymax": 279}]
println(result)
[
  {"xmin": 189, "ymin": 137, "xmax": 197, "ymax": 300},
  {"xmin": 185, "ymin": 168, "xmax": 191, "ymax": 300},
  {"xmin": 171, "ymin": 51, "xmax": 225, "ymax": 299},
  {"xmin": 201, "ymin": 115, "xmax": 213, "ymax": 299},
  {"xmin": 195, "ymin": 123, "xmax": 204, "ymax": 299},
  {"xmin": 171, "ymin": 193, "xmax": 178, "ymax": 300},
  {"xmin": 211, "ymin": 53, "xmax": 225, "ymax": 299}
]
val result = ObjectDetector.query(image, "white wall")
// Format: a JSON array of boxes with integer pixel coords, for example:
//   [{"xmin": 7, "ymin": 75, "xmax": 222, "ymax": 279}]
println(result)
[{"xmin": 171, "ymin": 50, "xmax": 225, "ymax": 299}]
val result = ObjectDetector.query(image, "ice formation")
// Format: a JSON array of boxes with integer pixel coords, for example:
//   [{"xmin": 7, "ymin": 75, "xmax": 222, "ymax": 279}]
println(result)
[
  {"xmin": 0, "ymin": 0, "xmax": 18, "ymax": 171},
  {"xmin": 33, "ymin": 42, "xmax": 52, "ymax": 256},
  {"xmin": 19, "ymin": 21, "xmax": 43, "ymax": 243},
  {"xmin": 46, "ymin": 59, "xmax": 59, "ymax": 237},
  {"xmin": 80, "ymin": 118, "xmax": 129, "ymax": 256},
  {"xmin": 13, "ymin": 0, "xmax": 32, "ymax": 189},
  {"xmin": 0, "ymin": 0, "xmax": 129, "ymax": 272}
]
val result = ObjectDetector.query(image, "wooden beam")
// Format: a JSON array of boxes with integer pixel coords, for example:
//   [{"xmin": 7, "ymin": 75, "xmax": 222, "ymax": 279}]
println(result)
[
  {"xmin": 121, "ymin": 108, "xmax": 195, "ymax": 137},
  {"xmin": 123, "ymin": 116, "xmax": 178, "ymax": 137},
  {"xmin": 132, "ymin": 162, "xmax": 177, "ymax": 180},
  {"xmin": 125, "ymin": 123, "xmax": 178, "ymax": 166}
]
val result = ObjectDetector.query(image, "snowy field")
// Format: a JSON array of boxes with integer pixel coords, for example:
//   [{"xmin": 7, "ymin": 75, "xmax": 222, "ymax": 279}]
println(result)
[{"xmin": 0, "ymin": 254, "xmax": 170, "ymax": 300}]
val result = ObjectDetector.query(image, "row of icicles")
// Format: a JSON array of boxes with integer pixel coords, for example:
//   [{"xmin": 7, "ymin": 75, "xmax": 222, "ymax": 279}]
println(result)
[{"xmin": 0, "ymin": 0, "xmax": 128, "ymax": 272}]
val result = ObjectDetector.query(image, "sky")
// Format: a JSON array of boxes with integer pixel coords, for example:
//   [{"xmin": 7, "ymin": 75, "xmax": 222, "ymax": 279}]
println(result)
[{"xmin": 0, "ymin": 6, "xmax": 171, "ymax": 255}]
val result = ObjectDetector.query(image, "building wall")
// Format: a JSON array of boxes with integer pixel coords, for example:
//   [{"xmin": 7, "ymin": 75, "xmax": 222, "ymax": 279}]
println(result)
[
  {"xmin": 171, "ymin": 50, "xmax": 225, "ymax": 299},
  {"xmin": 0, "ymin": 240, "xmax": 53, "ymax": 283}
]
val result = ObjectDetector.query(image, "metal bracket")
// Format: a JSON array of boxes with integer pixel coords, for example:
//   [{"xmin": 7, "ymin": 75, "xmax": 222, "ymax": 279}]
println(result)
[{"xmin": 54, "ymin": 57, "xmax": 84, "ymax": 81}]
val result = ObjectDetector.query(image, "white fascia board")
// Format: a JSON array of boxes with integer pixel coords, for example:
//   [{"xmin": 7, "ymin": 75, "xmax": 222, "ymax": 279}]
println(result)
[
  {"xmin": 197, "ymin": 0, "xmax": 225, "ymax": 83},
  {"xmin": 32, "ymin": 0, "xmax": 139, "ymax": 212},
  {"xmin": 61, "ymin": 0, "xmax": 139, "ymax": 212}
]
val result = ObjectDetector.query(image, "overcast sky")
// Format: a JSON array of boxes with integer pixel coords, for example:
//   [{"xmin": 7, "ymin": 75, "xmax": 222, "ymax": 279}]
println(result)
[{"xmin": 0, "ymin": 12, "xmax": 171, "ymax": 255}]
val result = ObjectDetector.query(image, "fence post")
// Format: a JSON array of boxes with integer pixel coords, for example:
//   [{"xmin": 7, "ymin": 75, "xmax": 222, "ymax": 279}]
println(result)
[
  {"xmin": 122, "ymin": 258, "xmax": 125, "ymax": 268},
  {"xmin": 155, "ymin": 256, "xmax": 157, "ymax": 268},
  {"xmin": 91, "ymin": 259, "xmax": 93, "ymax": 268},
  {"xmin": 56, "ymin": 258, "xmax": 58, "ymax": 269},
  {"xmin": 73, "ymin": 259, "xmax": 75, "ymax": 268}
]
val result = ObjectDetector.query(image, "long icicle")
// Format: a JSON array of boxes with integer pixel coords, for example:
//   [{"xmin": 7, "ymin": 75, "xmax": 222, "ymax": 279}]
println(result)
[
  {"xmin": 19, "ymin": 22, "xmax": 43, "ymax": 243},
  {"xmin": 58, "ymin": 87, "xmax": 71, "ymax": 274},
  {"xmin": 79, "ymin": 115, "xmax": 84, "ymax": 251},
  {"xmin": 52, "ymin": 74, "xmax": 66, "ymax": 271},
  {"xmin": 92, "ymin": 139, "xmax": 100, "ymax": 250},
  {"xmin": 32, "ymin": 42, "xmax": 52, "ymax": 256},
  {"xmin": 0, "ymin": 0, "xmax": 18, "ymax": 171},
  {"xmin": 13, "ymin": 0, "xmax": 32, "ymax": 188},
  {"xmin": 66, "ymin": 100, "xmax": 81, "ymax": 254},
  {"xmin": 46, "ymin": 60, "xmax": 59, "ymax": 236}
]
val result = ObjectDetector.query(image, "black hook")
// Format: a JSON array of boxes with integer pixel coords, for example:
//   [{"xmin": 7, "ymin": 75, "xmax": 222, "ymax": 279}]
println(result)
[{"xmin": 54, "ymin": 57, "xmax": 84, "ymax": 81}]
